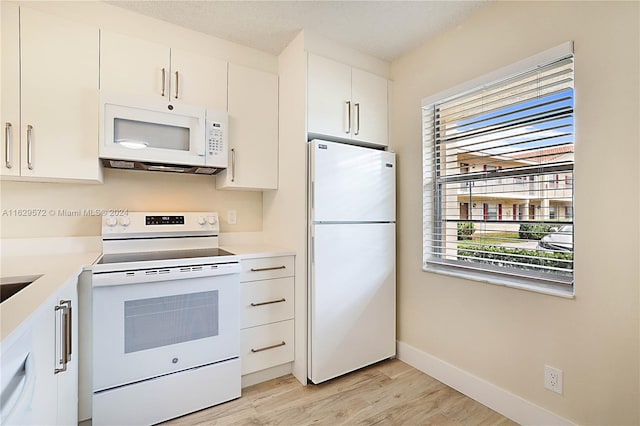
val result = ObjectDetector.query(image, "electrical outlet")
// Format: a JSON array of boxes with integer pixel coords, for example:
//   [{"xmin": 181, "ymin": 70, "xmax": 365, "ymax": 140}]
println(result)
[
  {"xmin": 227, "ymin": 210, "xmax": 237, "ymax": 225},
  {"xmin": 544, "ymin": 365, "xmax": 563, "ymax": 394}
]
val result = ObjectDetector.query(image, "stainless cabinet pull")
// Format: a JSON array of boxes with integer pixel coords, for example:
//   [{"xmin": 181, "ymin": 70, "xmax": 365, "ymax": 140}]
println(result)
[
  {"xmin": 175, "ymin": 71, "xmax": 179, "ymax": 99},
  {"xmin": 354, "ymin": 103, "xmax": 360, "ymax": 136},
  {"xmin": 161, "ymin": 68, "xmax": 166, "ymax": 96},
  {"xmin": 251, "ymin": 341, "xmax": 286, "ymax": 353},
  {"xmin": 54, "ymin": 300, "xmax": 72, "ymax": 374},
  {"xmin": 345, "ymin": 101, "xmax": 351, "ymax": 134},
  {"xmin": 250, "ymin": 265, "xmax": 286, "ymax": 272},
  {"xmin": 231, "ymin": 148, "xmax": 236, "ymax": 182},
  {"xmin": 4, "ymin": 122, "xmax": 12, "ymax": 169},
  {"xmin": 26, "ymin": 125, "xmax": 33, "ymax": 170},
  {"xmin": 250, "ymin": 298, "xmax": 286, "ymax": 307}
]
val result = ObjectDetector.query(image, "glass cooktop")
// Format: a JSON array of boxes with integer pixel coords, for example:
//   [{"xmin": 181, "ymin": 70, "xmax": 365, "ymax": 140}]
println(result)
[{"xmin": 98, "ymin": 248, "xmax": 235, "ymax": 264}]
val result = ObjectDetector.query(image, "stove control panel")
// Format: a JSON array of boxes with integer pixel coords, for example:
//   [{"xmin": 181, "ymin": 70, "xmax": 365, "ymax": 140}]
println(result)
[{"xmin": 102, "ymin": 212, "xmax": 220, "ymax": 237}]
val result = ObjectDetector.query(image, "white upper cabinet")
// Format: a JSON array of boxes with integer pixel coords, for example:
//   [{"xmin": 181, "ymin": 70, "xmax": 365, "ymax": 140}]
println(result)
[
  {"xmin": 100, "ymin": 31, "xmax": 169, "ymax": 99},
  {"xmin": 351, "ymin": 68, "xmax": 389, "ymax": 147},
  {"xmin": 216, "ymin": 63, "xmax": 278, "ymax": 191},
  {"xmin": 170, "ymin": 49, "xmax": 227, "ymax": 110},
  {"xmin": 100, "ymin": 31, "xmax": 227, "ymax": 110},
  {"xmin": 0, "ymin": 5, "xmax": 101, "ymax": 182},
  {"xmin": 1, "ymin": 2, "xmax": 20, "ymax": 178},
  {"xmin": 307, "ymin": 53, "xmax": 389, "ymax": 147},
  {"xmin": 307, "ymin": 54, "xmax": 351, "ymax": 142}
]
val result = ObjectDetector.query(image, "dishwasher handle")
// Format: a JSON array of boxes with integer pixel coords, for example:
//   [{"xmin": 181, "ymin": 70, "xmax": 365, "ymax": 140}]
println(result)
[{"xmin": 0, "ymin": 353, "xmax": 36, "ymax": 424}]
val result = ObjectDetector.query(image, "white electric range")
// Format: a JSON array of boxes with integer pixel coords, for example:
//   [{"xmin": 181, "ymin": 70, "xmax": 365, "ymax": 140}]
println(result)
[{"xmin": 91, "ymin": 212, "xmax": 240, "ymax": 426}]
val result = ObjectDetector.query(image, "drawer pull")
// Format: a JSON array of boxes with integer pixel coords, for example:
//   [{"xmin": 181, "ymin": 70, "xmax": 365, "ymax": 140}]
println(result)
[
  {"xmin": 251, "ymin": 341, "xmax": 286, "ymax": 353},
  {"xmin": 250, "ymin": 265, "xmax": 286, "ymax": 272},
  {"xmin": 250, "ymin": 298, "xmax": 286, "ymax": 307}
]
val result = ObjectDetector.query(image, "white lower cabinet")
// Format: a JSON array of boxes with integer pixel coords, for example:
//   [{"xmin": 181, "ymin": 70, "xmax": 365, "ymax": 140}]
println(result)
[
  {"xmin": 240, "ymin": 255, "xmax": 295, "ymax": 376},
  {"xmin": 29, "ymin": 279, "xmax": 78, "ymax": 425},
  {"xmin": 241, "ymin": 320, "xmax": 294, "ymax": 375}
]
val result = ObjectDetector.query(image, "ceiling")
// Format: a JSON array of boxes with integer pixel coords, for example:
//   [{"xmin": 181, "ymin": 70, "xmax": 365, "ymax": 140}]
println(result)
[{"xmin": 106, "ymin": 1, "xmax": 489, "ymax": 62}]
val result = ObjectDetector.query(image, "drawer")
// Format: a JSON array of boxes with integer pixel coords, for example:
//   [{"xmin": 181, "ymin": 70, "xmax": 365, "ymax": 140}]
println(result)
[
  {"xmin": 240, "ymin": 256, "xmax": 294, "ymax": 282},
  {"xmin": 241, "ymin": 277, "xmax": 294, "ymax": 328},
  {"xmin": 240, "ymin": 320, "xmax": 294, "ymax": 375}
]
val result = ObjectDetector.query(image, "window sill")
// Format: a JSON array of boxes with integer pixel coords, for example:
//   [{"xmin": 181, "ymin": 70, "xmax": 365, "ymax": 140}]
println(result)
[{"xmin": 422, "ymin": 264, "xmax": 575, "ymax": 299}]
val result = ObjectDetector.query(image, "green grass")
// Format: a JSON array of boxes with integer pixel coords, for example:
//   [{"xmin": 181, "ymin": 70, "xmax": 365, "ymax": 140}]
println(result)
[{"xmin": 471, "ymin": 232, "xmax": 520, "ymax": 245}]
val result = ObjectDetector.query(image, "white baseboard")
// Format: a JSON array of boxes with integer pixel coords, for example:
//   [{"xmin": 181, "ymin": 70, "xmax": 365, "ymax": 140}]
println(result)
[
  {"xmin": 241, "ymin": 362, "xmax": 293, "ymax": 388},
  {"xmin": 396, "ymin": 341, "xmax": 575, "ymax": 426}
]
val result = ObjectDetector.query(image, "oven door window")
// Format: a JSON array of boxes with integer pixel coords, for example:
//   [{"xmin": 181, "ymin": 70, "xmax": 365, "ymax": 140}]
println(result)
[{"xmin": 124, "ymin": 290, "xmax": 219, "ymax": 353}]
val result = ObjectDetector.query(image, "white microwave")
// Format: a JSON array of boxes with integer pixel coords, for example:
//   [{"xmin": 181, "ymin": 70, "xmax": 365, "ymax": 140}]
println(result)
[{"xmin": 99, "ymin": 93, "xmax": 228, "ymax": 174}]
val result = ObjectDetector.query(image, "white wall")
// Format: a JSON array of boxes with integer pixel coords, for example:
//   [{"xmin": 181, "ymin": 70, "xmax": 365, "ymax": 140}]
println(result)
[
  {"xmin": 391, "ymin": 1, "xmax": 639, "ymax": 424},
  {"xmin": 0, "ymin": 169, "xmax": 262, "ymax": 237},
  {"xmin": 0, "ymin": 1, "xmax": 277, "ymax": 238}
]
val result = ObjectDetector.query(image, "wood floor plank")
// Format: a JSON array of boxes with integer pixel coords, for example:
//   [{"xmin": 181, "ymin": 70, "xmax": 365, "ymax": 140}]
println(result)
[{"xmin": 162, "ymin": 359, "xmax": 518, "ymax": 426}]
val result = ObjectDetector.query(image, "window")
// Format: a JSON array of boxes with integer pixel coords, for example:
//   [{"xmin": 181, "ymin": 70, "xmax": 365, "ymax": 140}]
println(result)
[{"xmin": 422, "ymin": 43, "xmax": 574, "ymax": 293}]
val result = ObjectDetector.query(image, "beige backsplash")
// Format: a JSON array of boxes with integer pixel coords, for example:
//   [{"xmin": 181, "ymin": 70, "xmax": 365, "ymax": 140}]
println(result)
[{"xmin": 0, "ymin": 168, "xmax": 263, "ymax": 238}]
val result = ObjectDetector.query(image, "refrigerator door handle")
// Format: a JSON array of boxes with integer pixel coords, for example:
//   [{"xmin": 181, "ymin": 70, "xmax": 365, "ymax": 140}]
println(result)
[{"xmin": 310, "ymin": 182, "xmax": 314, "ymax": 211}]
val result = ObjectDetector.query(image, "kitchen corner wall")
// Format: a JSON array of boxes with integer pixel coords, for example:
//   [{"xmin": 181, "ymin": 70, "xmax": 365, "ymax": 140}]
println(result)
[
  {"xmin": 391, "ymin": 1, "xmax": 639, "ymax": 424},
  {"xmin": 0, "ymin": 1, "xmax": 278, "ymax": 239},
  {"xmin": 0, "ymin": 169, "xmax": 262, "ymax": 238}
]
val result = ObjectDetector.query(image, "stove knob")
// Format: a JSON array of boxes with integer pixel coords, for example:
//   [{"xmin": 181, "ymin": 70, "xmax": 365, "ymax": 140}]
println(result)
[
  {"xmin": 118, "ymin": 217, "xmax": 131, "ymax": 227},
  {"xmin": 198, "ymin": 217, "xmax": 206, "ymax": 225},
  {"xmin": 207, "ymin": 216, "xmax": 217, "ymax": 225},
  {"xmin": 105, "ymin": 217, "xmax": 117, "ymax": 227}
]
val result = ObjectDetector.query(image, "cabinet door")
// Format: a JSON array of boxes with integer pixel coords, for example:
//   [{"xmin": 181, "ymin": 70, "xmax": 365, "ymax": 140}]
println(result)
[
  {"xmin": 170, "ymin": 49, "xmax": 227, "ymax": 110},
  {"xmin": 307, "ymin": 54, "xmax": 352, "ymax": 141},
  {"xmin": 55, "ymin": 281, "xmax": 78, "ymax": 426},
  {"xmin": 20, "ymin": 7, "xmax": 100, "ymax": 181},
  {"xmin": 351, "ymin": 68, "xmax": 389, "ymax": 147},
  {"xmin": 217, "ymin": 64, "xmax": 278, "ymax": 190},
  {"xmin": 0, "ymin": 2, "xmax": 20, "ymax": 177},
  {"xmin": 100, "ymin": 30, "xmax": 170, "ymax": 99},
  {"xmin": 29, "ymin": 297, "xmax": 59, "ymax": 425}
]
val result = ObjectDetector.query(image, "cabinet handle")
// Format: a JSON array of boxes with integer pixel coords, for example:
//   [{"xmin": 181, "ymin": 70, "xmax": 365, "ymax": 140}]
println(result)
[
  {"xmin": 354, "ymin": 103, "xmax": 360, "ymax": 136},
  {"xmin": 250, "ymin": 298, "xmax": 286, "ymax": 307},
  {"xmin": 161, "ymin": 68, "xmax": 166, "ymax": 97},
  {"xmin": 4, "ymin": 122, "xmax": 12, "ymax": 169},
  {"xmin": 175, "ymin": 71, "xmax": 179, "ymax": 99},
  {"xmin": 26, "ymin": 125, "xmax": 33, "ymax": 170},
  {"xmin": 250, "ymin": 265, "xmax": 286, "ymax": 272},
  {"xmin": 251, "ymin": 341, "xmax": 286, "ymax": 353},
  {"xmin": 345, "ymin": 101, "xmax": 351, "ymax": 134},
  {"xmin": 54, "ymin": 300, "xmax": 72, "ymax": 374},
  {"xmin": 231, "ymin": 148, "xmax": 236, "ymax": 182}
]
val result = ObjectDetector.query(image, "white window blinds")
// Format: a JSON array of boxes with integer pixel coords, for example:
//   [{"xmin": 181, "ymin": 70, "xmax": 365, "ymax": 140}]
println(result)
[{"xmin": 422, "ymin": 50, "xmax": 574, "ymax": 289}]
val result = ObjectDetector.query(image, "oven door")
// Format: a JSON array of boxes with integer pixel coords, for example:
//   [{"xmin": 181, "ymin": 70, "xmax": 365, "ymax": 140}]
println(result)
[{"xmin": 92, "ymin": 273, "xmax": 239, "ymax": 392}]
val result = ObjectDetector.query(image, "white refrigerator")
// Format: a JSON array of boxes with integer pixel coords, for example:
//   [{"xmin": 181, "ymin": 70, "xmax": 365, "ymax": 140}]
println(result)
[{"xmin": 308, "ymin": 139, "xmax": 396, "ymax": 384}]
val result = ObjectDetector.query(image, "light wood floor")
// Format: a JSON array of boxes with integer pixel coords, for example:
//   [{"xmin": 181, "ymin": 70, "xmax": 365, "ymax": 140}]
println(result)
[{"xmin": 163, "ymin": 359, "xmax": 518, "ymax": 426}]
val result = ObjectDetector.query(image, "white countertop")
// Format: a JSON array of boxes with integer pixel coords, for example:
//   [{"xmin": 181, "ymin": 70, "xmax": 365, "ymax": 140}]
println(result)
[
  {"xmin": 1, "ymin": 251, "xmax": 101, "ymax": 342},
  {"xmin": 1, "ymin": 236, "xmax": 294, "ymax": 343},
  {"xmin": 221, "ymin": 244, "xmax": 295, "ymax": 259}
]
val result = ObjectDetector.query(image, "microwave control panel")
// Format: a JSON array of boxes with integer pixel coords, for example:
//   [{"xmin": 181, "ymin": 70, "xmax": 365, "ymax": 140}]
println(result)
[{"xmin": 207, "ymin": 121, "xmax": 224, "ymax": 155}]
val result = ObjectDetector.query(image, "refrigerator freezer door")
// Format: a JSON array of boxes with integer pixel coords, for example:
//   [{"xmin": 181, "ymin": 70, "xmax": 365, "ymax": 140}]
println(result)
[
  {"xmin": 309, "ymin": 223, "xmax": 396, "ymax": 384},
  {"xmin": 310, "ymin": 140, "xmax": 395, "ymax": 223}
]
